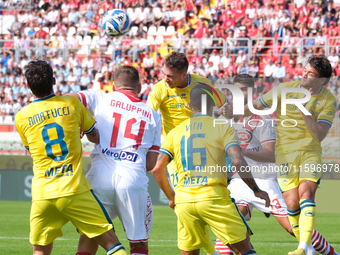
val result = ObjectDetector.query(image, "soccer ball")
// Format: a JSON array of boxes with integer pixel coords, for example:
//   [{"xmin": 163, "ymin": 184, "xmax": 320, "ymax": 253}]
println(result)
[{"xmin": 103, "ymin": 9, "xmax": 130, "ymax": 37}]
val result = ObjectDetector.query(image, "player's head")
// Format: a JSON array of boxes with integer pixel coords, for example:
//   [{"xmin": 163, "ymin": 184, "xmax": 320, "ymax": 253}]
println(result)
[
  {"xmin": 163, "ymin": 52, "xmax": 189, "ymax": 88},
  {"xmin": 114, "ymin": 65, "xmax": 140, "ymax": 93},
  {"xmin": 233, "ymin": 74, "xmax": 255, "ymax": 105},
  {"xmin": 189, "ymin": 83, "xmax": 215, "ymax": 115},
  {"xmin": 24, "ymin": 60, "xmax": 54, "ymax": 98},
  {"xmin": 301, "ymin": 55, "xmax": 332, "ymax": 87}
]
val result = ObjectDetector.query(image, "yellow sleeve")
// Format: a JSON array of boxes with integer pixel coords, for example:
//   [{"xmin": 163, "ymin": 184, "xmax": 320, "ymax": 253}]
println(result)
[
  {"xmin": 147, "ymin": 83, "xmax": 164, "ymax": 112},
  {"xmin": 160, "ymin": 129, "xmax": 175, "ymax": 161},
  {"xmin": 77, "ymin": 99, "xmax": 96, "ymax": 134},
  {"xmin": 316, "ymin": 96, "xmax": 337, "ymax": 127},
  {"xmin": 260, "ymin": 83, "xmax": 283, "ymax": 107},
  {"xmin": 15, "ymin": 112, "xmax": 29, "ymax": 150},
  {"xmin": 221, "ymin": 125, "xmax": 240, "ymax": 152}
]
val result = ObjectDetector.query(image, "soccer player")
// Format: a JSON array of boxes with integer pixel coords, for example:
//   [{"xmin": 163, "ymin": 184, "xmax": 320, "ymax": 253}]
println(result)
[
  {"xmin": 223, "ymin": 55, "xmax": 337, "ymax": 255},
  {"xmin": 147, "ymin": 51, "xmax": 227, "ymax": 255},
  {"xmin": 152, "ymin": 83, "xmax": 270, "ymax": 255},
  {"xmin": 216, "ymin": 74, "xmax": 339, "ymax": 255},
  {"xmin": 67, "ymin": 66, "xmax": 161, "ymax": 255},
  {"xmin": 15, "ymin": 60, "xmax": 127, "ymax": 255}
]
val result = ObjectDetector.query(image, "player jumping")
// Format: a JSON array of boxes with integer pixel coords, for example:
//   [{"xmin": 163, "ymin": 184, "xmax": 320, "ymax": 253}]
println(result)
[
  {"xmin": 223, "ymin": 56, "xmax": 337, "ymax": 255},
  {"xmin": 216, "ymin": 74, "xmax": 339, "ymax": 255}
]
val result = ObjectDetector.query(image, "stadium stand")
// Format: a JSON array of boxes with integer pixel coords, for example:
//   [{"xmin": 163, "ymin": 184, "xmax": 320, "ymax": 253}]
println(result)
[{"xmin": 0, "ymin": 0, "xmax": 339, "ymax": 138}]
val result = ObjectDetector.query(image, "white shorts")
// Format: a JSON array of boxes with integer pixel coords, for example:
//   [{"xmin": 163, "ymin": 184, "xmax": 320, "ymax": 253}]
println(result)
[
  {"xmin": 228, "ymin": 178, "xmax": 287, "ymax": 221},
  {"xmin": 86, "ymin": 156, "xmax": 153, "ymax": 242}
]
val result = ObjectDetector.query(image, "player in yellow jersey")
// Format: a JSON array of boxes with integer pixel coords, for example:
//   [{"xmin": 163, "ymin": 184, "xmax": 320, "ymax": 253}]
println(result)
[
  {"xmin": 223, "ymin": 55, "xmax": 336, "ymax": 255},
  {"xmin": 147, "ymin": 52, "xmax": 227, "ymax": 255},
  {"xmin": 15, "ymin": 60, "xmax": 127, "ymax": 255},
  {"xmin": 152, "ymin": 83, "xmax": 270, "ymax": 255}
]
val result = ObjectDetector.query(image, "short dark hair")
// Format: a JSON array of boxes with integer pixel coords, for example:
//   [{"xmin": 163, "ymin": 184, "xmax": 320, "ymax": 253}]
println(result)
[
  {"xmin": 114, "ymin": 65, "xmax": 140, "ymax": 89},
  {"xmin": 233, "ymin": 74, "xmax": 255, "ymax": 87},
  {"xmin": 308, "ymin": 55, "xmax": 332, "ymax": 85},
  {"xmin": 164, "ymin": 52, "xmax": 189, "ymax": 73},
  {"xmin": 24, "ymin": 60, "xmax": 53, "ymax": 98},
  {"xmin": 190, "ymin": 83, "xmax": 214, "ymax": 111}
]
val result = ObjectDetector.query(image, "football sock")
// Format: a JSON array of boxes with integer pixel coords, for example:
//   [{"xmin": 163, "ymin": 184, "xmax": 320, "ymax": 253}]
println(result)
[
  {"xmin": 299, "ymin": 199, "xmax": 316, "ymax": 246},
  {"xmin": 107, "ymin": 243, "xmax": 127, "ymax": 255},
  {"xmin": 130, "ymin": 247, "xmax": 149, "ymax": 255},
  {"xmin": 215, "ymin": 238, "xmax": 233, "ymax": 255},
  {"xmin": 311, "ymin": 229, "xmax": 338, "ymax": 255},
  {"xmin": 242, "ymin": 250, "xmax": 256, "ymax": 255},
  {"xmin": 287, "ymin": 208, "xmax": 301, "ymax": 241}
]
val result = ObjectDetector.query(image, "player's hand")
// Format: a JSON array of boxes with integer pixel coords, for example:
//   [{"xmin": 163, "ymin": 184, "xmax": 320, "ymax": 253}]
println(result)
[
  {"xmin": 169, "ymin": 199, "xmax": 175, "ymax": 210},
  {"xmin": 254, "ymin": 190, "xmax": 270, "ymax": 207},
  {"xmin": 79, "ymin": 128, "xmax": 84, "ymax": 139},
  {"xmin": 221, "ymin": 102, "xmax": 233, "ymax": 119}
]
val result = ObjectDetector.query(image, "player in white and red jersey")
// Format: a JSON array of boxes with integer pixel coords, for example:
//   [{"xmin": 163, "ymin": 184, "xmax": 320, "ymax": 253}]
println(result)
[
  {"xmin": 215, "ymin": 74, "xmax": 339, "ymax": 255},
  {"xmin": 67, "ymin": 66, "xmax": 161, "ymax": 255}
]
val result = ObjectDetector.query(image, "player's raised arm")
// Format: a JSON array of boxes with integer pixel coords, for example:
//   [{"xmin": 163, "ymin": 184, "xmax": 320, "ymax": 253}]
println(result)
[
  {"xmin": 227, "ymin": 144, "xmax": 270, "ymax": 207},
  {"xmin": 151, "ymin": 152, "xmax": 175, "ymax": 208},
  {"xmin": 64, "ymin": 92, "xmax": 81, "ymax": 100}
]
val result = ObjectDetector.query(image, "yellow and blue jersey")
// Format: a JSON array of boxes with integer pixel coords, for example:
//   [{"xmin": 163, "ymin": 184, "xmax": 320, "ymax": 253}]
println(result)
[
  {"xmin": 147, "ymin": 73, "xmax": 226, "ymax": 138},
  {"xmin": 15, "ymin": 94, "xmax": 96, "ymax": 200},
  {"xmin": 260, "ymin": 81, "xmax": 336, "ymax": 154},
  {"xmin": 161, "ymin": 114, "xmax": 239, "ymax": 204}
]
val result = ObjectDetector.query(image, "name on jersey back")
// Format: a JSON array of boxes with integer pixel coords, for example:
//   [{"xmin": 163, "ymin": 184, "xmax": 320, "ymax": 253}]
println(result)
[{"xmin": 110, "ymin": 99, "xmax": 152, "ymax": 119}]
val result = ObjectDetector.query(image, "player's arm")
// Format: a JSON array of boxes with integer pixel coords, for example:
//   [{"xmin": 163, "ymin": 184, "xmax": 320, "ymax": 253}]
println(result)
[
  {"xmin": 146, "ymin": 152, "xmax": 159, "ymax": 171},
  {"xmin": 242, "ymin": 141, "xmax": 275, "ymax": 163},
  {"xmin": 300, "ymin": 115, "xmax": 330, "ymax": 142},
  {"xmin": 227, "ymin": 145, "xmax": 270, "ymax": 207},
  {"xmin": 85, "ymin": 127, "xmax": 100, "ymax": 144},
  {"xmin": 151, "ymin": 152, "xmax": 175, "ymax": 208},
  {"xmin": 65, "ymin": 93, "xmax": 81, "ymax": 101}
]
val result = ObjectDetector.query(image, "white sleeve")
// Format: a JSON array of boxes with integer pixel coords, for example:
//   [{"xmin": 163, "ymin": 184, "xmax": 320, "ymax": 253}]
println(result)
[
  {"xmin": 78, "ymin": 90, "xmax": 100, "ymax": 115},
  {"xmin": 253, "ymin": 116, "xmax": 277, "ymax": 145},
  {"xmin": 149, "ymin": 111, "xmax": 162, "ymax": 153}
]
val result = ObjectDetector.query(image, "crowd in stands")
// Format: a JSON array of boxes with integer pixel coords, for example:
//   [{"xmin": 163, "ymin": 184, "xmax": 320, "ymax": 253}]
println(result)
[{"xmin": 1, "ymin": 0, "xmax": 340, "ymax": 118}]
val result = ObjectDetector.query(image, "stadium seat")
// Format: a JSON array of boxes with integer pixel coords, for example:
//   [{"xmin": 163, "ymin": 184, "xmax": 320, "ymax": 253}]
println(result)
[
  {"xmin": 68, "ymin": 26, "xmax": 77, "ymax": 36},
  {"xmin": 155, "ymin": 35, "xmax": 164, "ymax": 45},
  {"xmin": 3, "ymin": 116, "xmax": 13, "ymax": 124},
  {"xmin": 135, "ymin": 7, "xmax": 141, "ymax": 14},
  {"xmin": 148, "ymin": 26, "xmax": 157, "ymax": 36},
  {"xmin": 147, "ymin": 35, "xmax": 155, "ymax": 45},
  {"xmin": 34, "ymin": 27, "xmax": 39, "ymax": 31},
  {"xmin": 165, "ymin": 26, "xmax": 175, "ymax": 36},
  {"xmin": 131, "ymin": 26, "xmax": 138, "ymax": 36},
  {"xmin": 42, "ymin": 27, "xmax": 49, "ymax": 33},
  {"xmin": 83, "ymin": 36, "xmax": 92, "ymax": 46},
  {"xmin": 143, "ymin": 26, "xmax": 148, "ymax": 33},
  {"xmin": 157, "ymin": 26, "xmax": 166, "ymax": 36},
  {"xmin": 24, "ymin": 27, "xmax": 30, "ymax": 35},
  {"xmin": 57, "ymin": 36, "xmax": 64, "ymax": 41},
  {"xmin": 49, "ymin": 27, "xmax": 57, "ymax": 36},
  {"xmin": 76, "ymin": 35, "xmax": 83, "ymax": 45}
]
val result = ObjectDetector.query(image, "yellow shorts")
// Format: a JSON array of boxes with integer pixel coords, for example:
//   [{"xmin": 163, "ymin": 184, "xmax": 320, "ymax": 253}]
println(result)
[
  {"xmin": 276, "ymin": 151, "xmax": 322, "ymax": 192},
  {"xmin": 30, "ymin": 190, "xmax": 113, "ymax": 246},
  {"xmin": 176, "ymin": 198, "xmax": 251, "ymax": 251}
]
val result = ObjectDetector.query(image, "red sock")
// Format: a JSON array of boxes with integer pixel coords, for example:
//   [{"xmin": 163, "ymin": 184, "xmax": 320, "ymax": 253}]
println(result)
[
  {"xmin": 130, "ymin": 247, "xmax": 148, "ymax": 255},
  {"xmin": 312, "ymin": 229, "xmax": 335, "ymax": 255},
  {"xmin": 76, "ymin": 252, "xmax": 92, "ymax": 255},
  {"xmin": 215, "ymin": 238, "xmax": 233, "ymax": 255}
]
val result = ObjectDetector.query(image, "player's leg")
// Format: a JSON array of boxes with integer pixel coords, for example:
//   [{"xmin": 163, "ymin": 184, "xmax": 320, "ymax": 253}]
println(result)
[
  {"xmin": 201, "ymin": 199, "xmax": 256, "ymax": 255},
  {"xmin": 62, "ymin": 191, "xmax": 127, "ymax": 255},
  {"xmin": 30, "ymin": 199, "xmax": 69, "ymax": 255},
  {"xmin": 32, "ymin": 243, "xmax": 53, "ymax": 255},
  {"xmin": 311, "ymin": 229, "xmax": 340, "ymax": 255},
  {"xmin": 181, "ymin": 250, "xmax": 200, "ymax": 255},
  {"xmin": 112, "ymin": 175, "xmax": 152, "ymax": 255}
]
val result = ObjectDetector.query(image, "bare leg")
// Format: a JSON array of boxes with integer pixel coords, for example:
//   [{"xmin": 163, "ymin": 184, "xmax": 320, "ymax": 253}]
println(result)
[{"xmin": 33, "ymin": 243, "xmax": 53, "ymax": 255}]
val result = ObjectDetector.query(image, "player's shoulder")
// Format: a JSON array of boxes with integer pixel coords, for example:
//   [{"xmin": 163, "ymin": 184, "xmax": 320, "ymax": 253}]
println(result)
[
  {"xmin": 278, "ymin": 80, "xmax": 301, "ymax": 88},
  {"xmin": 190, "ymin": 73, "xmax": 213, "ymax": 86},
  {"xmin": 320, "ymin": 86, "xmax": 337, "ymax": 102},
  {"xmin": 151, "ymin": 79, "xmax": 166, "ymax": 93}
]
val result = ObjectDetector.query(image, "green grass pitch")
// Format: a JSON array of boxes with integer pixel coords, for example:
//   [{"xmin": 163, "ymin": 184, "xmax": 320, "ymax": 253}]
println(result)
[{"xmin": 0, "ymin": 201, "xmax": 339, "ymax": 255}]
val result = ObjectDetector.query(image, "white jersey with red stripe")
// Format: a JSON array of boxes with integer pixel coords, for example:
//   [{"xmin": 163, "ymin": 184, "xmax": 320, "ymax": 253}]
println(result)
[
  {"xmin": 79, "ymin": 90, "xmax": 162, "ymax": 190},
  {"xmin": 232, "ymin": 114, "xmax": 277, "ymax": 179}
]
